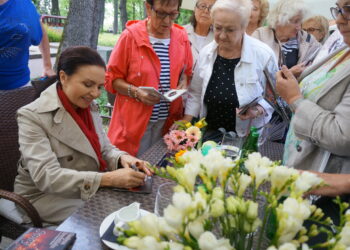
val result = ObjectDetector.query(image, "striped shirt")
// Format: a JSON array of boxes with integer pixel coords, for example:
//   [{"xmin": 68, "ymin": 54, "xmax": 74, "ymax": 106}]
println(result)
[
  {"xmin": 149, "ymin": 36, "xmax": 171, "ymax": 122},
  {"xmin": 281, "ymin": 37, "xmax": 299, "ymax": 68}
]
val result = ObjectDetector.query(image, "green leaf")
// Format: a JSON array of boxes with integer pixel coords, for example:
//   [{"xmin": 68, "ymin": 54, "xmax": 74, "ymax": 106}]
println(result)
[{"xmin": 266, "ymin": 208, "xmax": 278, "ymax": 240}]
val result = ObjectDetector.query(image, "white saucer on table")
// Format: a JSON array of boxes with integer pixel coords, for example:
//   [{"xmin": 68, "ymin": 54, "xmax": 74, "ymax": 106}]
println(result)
[{"xmin": 99, "ymin": 209, "xmax": 150, "ymax": 250}]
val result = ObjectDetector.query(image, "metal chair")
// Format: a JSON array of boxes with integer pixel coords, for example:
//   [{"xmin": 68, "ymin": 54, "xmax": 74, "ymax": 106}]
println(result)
[{"xmin": 0, "ymin": 86, "xmax": 42, "ymax": 241}]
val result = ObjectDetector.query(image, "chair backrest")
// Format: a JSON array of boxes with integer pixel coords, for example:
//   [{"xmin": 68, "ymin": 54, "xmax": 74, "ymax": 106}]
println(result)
[{"xmin": 0, "ymin": 87, "xmax": 36, "ymax": 191}]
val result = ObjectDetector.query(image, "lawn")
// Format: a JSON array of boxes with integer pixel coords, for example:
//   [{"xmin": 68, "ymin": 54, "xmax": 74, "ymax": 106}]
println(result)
[
  {"xmin": 46, "ymin": 26, "xmax": 120, "ymax": 48},
  {"xmin": 98, "ymin": 32, "xmax": 120, "ymax": 47}
]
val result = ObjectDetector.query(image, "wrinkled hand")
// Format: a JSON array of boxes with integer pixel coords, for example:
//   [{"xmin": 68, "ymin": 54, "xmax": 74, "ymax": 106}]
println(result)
[
  {"xmin": 276, "ymin": 66, "xmax": 302, "ymax": 105},
  {"xmin": 119, "ymin": 154, "xmax": 153, "ymax": 176},
  {"xmin": 42, "ymin": 68, "xmax": 56, "ymax": 77},
  {"xmin": 289, "ymin": 63, "xmax": 306, "ymax": 78},
  {"xmin": 137, "ymin": 88, "xmax": 160, "ymax": 106},
  {"xmin": 308, "ymin": 172, "xmax": 350, "ymax": 197}
]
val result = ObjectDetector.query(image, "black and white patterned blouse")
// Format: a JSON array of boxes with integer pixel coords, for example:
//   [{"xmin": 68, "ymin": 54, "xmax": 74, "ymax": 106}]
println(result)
[{"xmin": 204, "ymin": 55, "xmax": 240, "ymax": 132}]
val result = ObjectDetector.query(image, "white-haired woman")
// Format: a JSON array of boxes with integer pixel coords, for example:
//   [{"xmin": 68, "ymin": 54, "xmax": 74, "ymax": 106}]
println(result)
[
  {"xmin": 184, "ymin": 0, "xmax": 216, "ymax": 67},
  {"xmin": 182, "ymin": 0, "xmax": 278, "ymax": 138},
  {"xmin": 302, "ymin": 15, "xmax": 330, "ymax": 44},
  {"xmin": 246, "ymin": 0, "xmax": 269, "ymax": 35},
  {"xmin": 253, "ymin": 0, "xmax": 321, "ymax": 78}
]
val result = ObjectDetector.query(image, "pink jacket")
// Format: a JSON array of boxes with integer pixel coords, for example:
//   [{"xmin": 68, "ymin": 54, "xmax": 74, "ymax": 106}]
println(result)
[{"xmin": 105, "ymin": 19, "xmax": 193, "ymax": 156}]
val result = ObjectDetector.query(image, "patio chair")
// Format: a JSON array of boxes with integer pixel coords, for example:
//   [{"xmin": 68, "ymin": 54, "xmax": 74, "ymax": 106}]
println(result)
[{"xmin": 0, "ymin": 86, "xmax": 42, "ymax": 241}]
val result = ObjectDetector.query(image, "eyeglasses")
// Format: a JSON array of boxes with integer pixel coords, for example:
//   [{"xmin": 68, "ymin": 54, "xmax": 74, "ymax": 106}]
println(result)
[
  {"xmin": 151, "ymin": 6, "xmax": 179, "ymax": 20},
  {"xmin": 330, "ymin": 5, "xmax": 350, "ymax": 20},
  {"xmin": 303, "ymin": 28, "xmax": 321, "ymax": 33},
  {"xmin": 196, "ymin": 3, "xmax": 213, "ymax": 12}
]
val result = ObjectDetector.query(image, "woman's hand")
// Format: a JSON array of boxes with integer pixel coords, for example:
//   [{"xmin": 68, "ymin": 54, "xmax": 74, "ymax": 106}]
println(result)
[
  {"xmin": 237, "ymin": 105, "xmax": 264, "ymax": 120},
  {"xmin": 308, "ymin": 172, "xmax": 350, "ymax": 197},
  {"xmin": 276, "ymin": 66, "xmax": 303, "ymax": 105},
  {"xmin": 42, "ymin": 68, "xmax": 56, "ymax": 77},
  {"xmin": 136, "ymin": 88, "xmax": 160, "ymax": 106},
  {"xmin": 101, "ymin": 168, "xmax": 146, "ymax": 188},
  {"xmin": 119, "ymin": 154, "xmax": 153, "ymax": 176},
  {"xmin": 289, "ymin": 63, "xmax": 306, "ymax": 78}
]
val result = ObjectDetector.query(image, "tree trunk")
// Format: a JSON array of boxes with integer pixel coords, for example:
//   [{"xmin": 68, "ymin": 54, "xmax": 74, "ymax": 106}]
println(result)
[
  {"xmin": 57, "ymin": 0, "xmax": 105, "ymax": 63},
  {"xmin": 119, "ymin": 0, "xmax": 127, "ymax": 31},
  {"xmin": 99, "ymin": 1, "xmax": 105, "ymax": 31},
  {"xmin": 51, "ymin": 0, "xmax": 60, "ymax": 16},
  {"xmin": 113, "ymin": 0, "xmax": 119, "ymax": 34}
]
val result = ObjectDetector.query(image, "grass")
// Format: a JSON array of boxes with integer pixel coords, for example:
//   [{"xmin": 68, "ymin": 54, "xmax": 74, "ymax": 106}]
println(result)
[
  {"xmin": 44, "ymin": 26, "xmax": 119, "ymax": 48},
  {"xmin": 45, "ymin": 25, "xmax": 63, "ymax": 42},
  {"xmin": 98, "ymin": 32, "xmax": 120, "ymax": 47}
]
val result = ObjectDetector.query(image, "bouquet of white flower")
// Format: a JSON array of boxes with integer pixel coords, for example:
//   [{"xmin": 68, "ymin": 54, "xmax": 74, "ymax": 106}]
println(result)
[{"xmin": 116, "ymin": 148, "xmax": 350, "ymax": 250}]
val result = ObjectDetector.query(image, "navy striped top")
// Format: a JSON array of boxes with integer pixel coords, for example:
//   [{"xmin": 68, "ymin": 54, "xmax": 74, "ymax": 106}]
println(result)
[{"xmin": 149, "ymin": 36, "xmax": 171, "ymax": 122}]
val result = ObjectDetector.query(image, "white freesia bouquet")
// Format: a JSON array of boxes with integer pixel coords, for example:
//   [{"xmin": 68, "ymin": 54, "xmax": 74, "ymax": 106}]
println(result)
[{"xmin": 116, "ymin": 149, "xmax": 350, "ymax": 250}]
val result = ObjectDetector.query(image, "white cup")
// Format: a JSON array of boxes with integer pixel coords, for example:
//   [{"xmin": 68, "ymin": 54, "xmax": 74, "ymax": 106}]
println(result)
[{"xmin": 113, "ymin": 202, "xmax": 140, "ymax": 236}]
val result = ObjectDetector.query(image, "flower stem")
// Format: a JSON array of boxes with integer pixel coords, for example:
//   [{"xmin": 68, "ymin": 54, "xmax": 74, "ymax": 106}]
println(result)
[{"xmin": 257, "ymin": 205, "xmax": 269, "ymax": 250}]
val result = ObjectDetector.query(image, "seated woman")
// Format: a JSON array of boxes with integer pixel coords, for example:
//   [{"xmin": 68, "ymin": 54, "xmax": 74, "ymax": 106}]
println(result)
[
  {"xmin": 183, "ymin": 0, "xmax": 277, "ymax": 139},
  {"xmin": 253, "ymin": 0, "xmax": 321, "ymax": 78},
  {"xmin": 246, "ymin": 0, "xmax": 269, "ymax": 35},
  {"xmin": 276, "ymin": 0, "xmax": 350, "ymax": 174},
  {"xmin": 14, "ymin": 46, "xmax": 152, "ymax": 224}
]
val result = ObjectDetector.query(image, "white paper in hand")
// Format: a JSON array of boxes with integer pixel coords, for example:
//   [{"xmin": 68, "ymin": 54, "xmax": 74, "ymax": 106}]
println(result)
[{"xmin": 139, "ymin": 87, "xmax": 187, "ymax": 102}]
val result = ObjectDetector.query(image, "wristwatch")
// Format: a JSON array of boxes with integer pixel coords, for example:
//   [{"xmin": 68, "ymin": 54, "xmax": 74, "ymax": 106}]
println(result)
[{"xmin": 289, "ymin": 97, "xmax": 304, "ymax": 113}]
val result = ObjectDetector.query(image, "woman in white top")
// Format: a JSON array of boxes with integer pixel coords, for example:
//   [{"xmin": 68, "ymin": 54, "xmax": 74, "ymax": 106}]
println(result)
[
  {"xmin": 184, "ymin": 0, "xmax": 216, "ymax": 68},
  {"xmin": 182, "ymin": 0, "xmax": 278, "ymax": 138}
]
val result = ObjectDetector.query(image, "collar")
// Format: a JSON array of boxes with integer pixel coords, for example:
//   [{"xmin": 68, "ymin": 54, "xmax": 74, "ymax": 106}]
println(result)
[
  {"xmin": 36, "ymin": 83, "xmax": 62, "ymax": 113},
  {"xmin": 126, "ymin": 18, "xmax": 186, "ymax": 48}
]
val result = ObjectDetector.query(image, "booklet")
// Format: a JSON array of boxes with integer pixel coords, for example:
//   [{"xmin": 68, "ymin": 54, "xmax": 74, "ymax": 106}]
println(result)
[
  {"xmin": 6, "ymin": 228, "xmax": 76, "ymax": 250},
  {"xmin": 139, "ymin": 87, "xmax": 187, "ymax": 102},
  {"xmin": 263, "ymin": 68, "xmax": 292, "ymax": 122}
]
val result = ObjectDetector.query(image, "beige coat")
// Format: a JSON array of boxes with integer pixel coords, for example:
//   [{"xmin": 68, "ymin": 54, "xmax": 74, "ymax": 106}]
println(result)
[
  {"xmin": 14, "ymin": 83, "xmax": 127, "ymax": 224},
  {"xmin": 284, "ymin": 46, "xmax": 350, "ymax": 173},
  {"xmin": 252, "ymin": 26, "xmax": 321, "ymax": 66}
]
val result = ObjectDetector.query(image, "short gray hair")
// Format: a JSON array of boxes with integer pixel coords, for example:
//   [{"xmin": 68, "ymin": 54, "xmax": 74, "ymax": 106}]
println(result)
[
  {"xmin": 211, "ymin": 0, "xmax": 252, "ymax": 28},
  {"xmin": 267, "ymin": 0, "xmax": 308, "ymax": 29}
]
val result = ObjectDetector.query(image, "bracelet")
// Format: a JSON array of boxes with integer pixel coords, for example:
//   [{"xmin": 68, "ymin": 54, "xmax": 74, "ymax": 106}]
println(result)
[
  {"xmin": 127, "ymin": 84, "xmax": 132, "ymax": 97},
  {"xmin": 134, "ymin": 87, "xmax": 140, "ymax": 102}
]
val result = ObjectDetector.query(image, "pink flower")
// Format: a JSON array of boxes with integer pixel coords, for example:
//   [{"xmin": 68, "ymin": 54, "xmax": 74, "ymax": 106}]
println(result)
[
  {"xmin": 187, "ymin": 135, "xmax": 199, "ymax": 144},
  {"xmin": 170, "ymin": 130, "xmax": 186, "ymax": 145}
]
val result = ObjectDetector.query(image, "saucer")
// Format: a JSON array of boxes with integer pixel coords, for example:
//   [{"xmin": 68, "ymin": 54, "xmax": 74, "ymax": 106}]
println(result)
[{"xmin": 99, "ymin": 208, "xmax": 150, "ymax": 250}]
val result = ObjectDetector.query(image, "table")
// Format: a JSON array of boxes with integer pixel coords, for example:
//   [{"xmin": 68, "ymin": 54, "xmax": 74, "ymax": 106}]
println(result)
[{"xmin": 57, "ymin": 140, "xmax": 284, "ymax": 250}]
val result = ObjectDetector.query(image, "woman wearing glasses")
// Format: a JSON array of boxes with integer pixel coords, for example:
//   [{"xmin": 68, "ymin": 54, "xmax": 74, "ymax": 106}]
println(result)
[
  {"xmin": 105, "ymin": 0, "xmax": 193, "ymax": 156},
  {"xmin": 184, "ymin": 0, "xmax": 216, "ymax": 67},
  {"xmin": 253, "ymin": 0, "xmax": 321, "ymax": 78},
  {"xmin": 302, "ymin": 15, "xmax": 329, "ymax": 44},
  {"xmin": 277, "ymin": 0, "xmax": 350, "ymax": 178},
  {"xmin": 183, "ymin": 0, "xmax": 277, "ymax": 139}
]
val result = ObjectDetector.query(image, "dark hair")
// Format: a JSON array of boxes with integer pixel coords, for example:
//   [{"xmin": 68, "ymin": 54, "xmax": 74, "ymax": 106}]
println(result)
[
  {"xmin": 56, "ymin": 46, "xmax": 106, "ymax": 79},
  {"xmin": 146, "ymin": 0, "xmax": 183, "ymax": 9}
]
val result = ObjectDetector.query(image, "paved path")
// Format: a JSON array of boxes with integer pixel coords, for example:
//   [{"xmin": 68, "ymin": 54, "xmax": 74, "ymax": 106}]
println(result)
[{"xmin": 29, "ymin": 43, "xmax": 58, "ymax": 79}]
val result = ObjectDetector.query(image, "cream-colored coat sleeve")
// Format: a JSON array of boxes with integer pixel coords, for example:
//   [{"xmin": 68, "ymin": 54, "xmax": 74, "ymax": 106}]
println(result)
[
  {"xmin": 17, "ymin": 108, "xmax": 103, "ymax": 201},
  {"xmin": 292, "ymin": 85, "xmax": 350, "ymax": 156}
]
